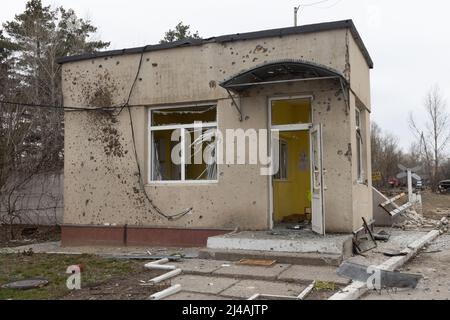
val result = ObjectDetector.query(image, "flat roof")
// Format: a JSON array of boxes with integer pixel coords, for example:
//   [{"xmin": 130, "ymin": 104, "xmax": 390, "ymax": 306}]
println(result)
[{"xmin": 57, "ymin": 19, "xmax": 373, "ymax": 68}]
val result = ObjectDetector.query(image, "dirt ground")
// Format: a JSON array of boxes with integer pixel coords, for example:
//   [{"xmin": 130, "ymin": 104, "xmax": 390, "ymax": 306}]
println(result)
[
  {"xmin": 62, "ymin": 269, "xmax": 166, "ymax": 300},
  {"xmin": 0, "ymin": 225, "xmax": 60, "ymax": 248},
  {"xmin": 421, "ymin": 191, "xmax": 450, "ymax": 219},
  {"xmin": 0, "ymin": 253, "xmax": 165, "ymax": 300}
]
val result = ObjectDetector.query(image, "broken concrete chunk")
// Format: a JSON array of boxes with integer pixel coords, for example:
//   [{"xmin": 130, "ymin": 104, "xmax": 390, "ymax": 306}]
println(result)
[{"xmin": 337, "ymin": 261, "xmax": 422, "ymax": 289}]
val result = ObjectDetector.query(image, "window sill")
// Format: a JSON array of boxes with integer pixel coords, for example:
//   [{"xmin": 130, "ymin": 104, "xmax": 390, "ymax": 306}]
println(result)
[{"xmin": 147, "ymin": 180, "xmax": 219, "ymax": 186}]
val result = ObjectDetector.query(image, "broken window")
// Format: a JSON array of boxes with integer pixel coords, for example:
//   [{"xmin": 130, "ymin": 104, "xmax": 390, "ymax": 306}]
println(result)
[{"xmin": 149, "ymin": 105, "xmax": 217, "ymax": 182}]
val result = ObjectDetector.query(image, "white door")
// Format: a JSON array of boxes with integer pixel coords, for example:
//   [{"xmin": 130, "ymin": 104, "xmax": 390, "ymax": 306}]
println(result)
[{"xmin": 310, "ymin": 124, "xmax": 325, "ymax": 235}]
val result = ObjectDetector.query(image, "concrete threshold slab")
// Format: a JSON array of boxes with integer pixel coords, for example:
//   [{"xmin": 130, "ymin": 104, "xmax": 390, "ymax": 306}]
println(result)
[
  {"xmin": 199, "ymin": 248, "xmax": 343, "ymax": 266},
  {"xmin": 207, "ymin": 231, "xmax": 353, "ymax": 257}
]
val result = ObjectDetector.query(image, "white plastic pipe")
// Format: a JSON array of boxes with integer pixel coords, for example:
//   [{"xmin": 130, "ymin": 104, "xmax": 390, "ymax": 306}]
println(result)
[
  {"xmin": 247, "ymin": 293, "xmax": 260, "ymax": 300},
  {"xmin": 147, "ymin": 258, "xmax": 169, "ymax": 265},
  {"xmin": 297, "ymin": 281, "xmax": 315, "ymax": 300},
  {"xmin": 144, "ymin": 258, "xmax": 176, "ymax": 270},
  {"xmin": 144, "ymin": 263, "xmax": 176, "ymax": 271},
  {"xmin": 147, "ymin": 268, "xmax": 182, "ymax": 284},
  {"xmin": 148, "ymin": 284, "xmax": 181, "ymax": 300}
]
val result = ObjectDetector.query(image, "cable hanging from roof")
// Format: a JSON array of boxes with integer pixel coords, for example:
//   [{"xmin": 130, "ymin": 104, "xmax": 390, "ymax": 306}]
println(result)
[
  {"xmin": 115, "ymin": 46, "xmax": 193, "ymax": 221},
  {"xmin": 0, "ymin": 100, "xmax": 123, "ymax": 111}
]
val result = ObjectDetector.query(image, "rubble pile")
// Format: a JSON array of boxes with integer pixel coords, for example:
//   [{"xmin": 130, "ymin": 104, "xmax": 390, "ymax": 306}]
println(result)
[{"xmin": 393, "ymin": 210, "xmax": 448, "ymax": 233}]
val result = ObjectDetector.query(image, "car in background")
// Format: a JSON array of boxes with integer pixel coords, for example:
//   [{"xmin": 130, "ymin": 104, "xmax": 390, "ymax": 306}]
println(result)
[
  {"xmin": 438, "ymin": 180, "xmax": 450, "ymax": 193},
  {"xmin": 388, "ymin": 177, "xmax": 401, "ymax": 188},
  {"xmin": 416, "ymin": 179, "xmax": 424, "ymax": 191}
]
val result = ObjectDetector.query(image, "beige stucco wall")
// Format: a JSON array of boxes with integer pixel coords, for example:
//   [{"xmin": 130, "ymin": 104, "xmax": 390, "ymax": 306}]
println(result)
[
  {"xmin": 62, "ymin": 27, "xmax": 372, "ymax": 233},
  {"xmin": 347, "ymin": 30, "xmax": 372, "ymax": 110},
  {"xmin": 350, "ymin": 92, "xmax": 374, "ymax": 231}
]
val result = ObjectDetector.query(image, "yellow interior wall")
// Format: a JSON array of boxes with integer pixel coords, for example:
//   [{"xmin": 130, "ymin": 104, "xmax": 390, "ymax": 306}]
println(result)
[
  {"xmin": 273, "ymin": 131, "xmax": 311, "ymax": 222},
  {"xmin": 271, "ymin": 99, "xmax": 312, "ymax": 223},
  {"xmin": 271, "ymin": 99, "xmax": 311, "ymax": 125}
]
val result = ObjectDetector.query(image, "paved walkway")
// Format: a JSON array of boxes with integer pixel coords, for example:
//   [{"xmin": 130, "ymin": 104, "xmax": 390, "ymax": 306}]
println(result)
[{"xmin": 162, "ymin": 259, "xmax": 349, "ymax": 300}]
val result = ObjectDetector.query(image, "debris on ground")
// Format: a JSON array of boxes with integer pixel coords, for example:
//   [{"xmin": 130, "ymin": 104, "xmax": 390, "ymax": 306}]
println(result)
[
  {"xmin": 379, "ymin": 192, "xmax": 413, "ymax": 217},
  {"xmin": 148, "ymin": 284, "xmax": 181, "ymax": 300},
  {"xmin": 353, "ymin": 218, "xmax": 377, "ymax": 254},
  {"xmin": 21, "ymin": 248, "xmax": 34, "ymax": 256},
  {"xmin": 373, "ymin": 230, "xmax": 391, "ymax": 242},
  {"xmin": 142, "ymin": 268, "xmax": 182, "ymax": 285},
  {"xmin": 104, "ymin": 254, "xmax": 182, "ymax": 261},
  {"xmin": 337, "ymin": 261, "xmax": 422, "ymax": 289},
  {"xmin": 142, "ymin": 258, "xmax": 182, "ymax": 300},
  {"xmin": 393, "ymin": 210, "xmax": 445, "ymax": 232},
  {"xmin": 382, "ymin": 249, "xmax": 407, "ymax": 257},
  {"xmin": 297, "ymin": 281, "xmax": 315, "ymax": 300}
]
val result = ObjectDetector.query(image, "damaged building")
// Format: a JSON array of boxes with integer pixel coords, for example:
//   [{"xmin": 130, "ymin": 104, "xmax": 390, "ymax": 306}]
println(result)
[{"xmin": 58, "ymin": 19, "xmax": 373, "ymax": 247}]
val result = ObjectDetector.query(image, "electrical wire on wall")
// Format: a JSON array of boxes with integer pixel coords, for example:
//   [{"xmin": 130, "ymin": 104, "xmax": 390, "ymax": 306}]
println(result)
[{"xmin": 123, "ymin": 48, "xmax": 192, "ymax": 220}]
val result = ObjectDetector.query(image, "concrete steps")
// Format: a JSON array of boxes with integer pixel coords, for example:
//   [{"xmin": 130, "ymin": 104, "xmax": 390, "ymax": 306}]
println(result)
[
  {"xmin": 198, "ymin": 248, "xmax": 343, "ymax": 267},
  {"xmin": 201, "ymin": 230, "xmax": 353, "ymax": 267}
]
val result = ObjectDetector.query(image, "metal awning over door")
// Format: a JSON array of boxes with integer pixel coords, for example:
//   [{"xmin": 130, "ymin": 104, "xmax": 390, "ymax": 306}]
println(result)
[
  {"xmin": 219, "ymin": 60, "xmax": 349, "ymax": 121},
  {"xmin": 219, "ymin": 59, "xmax": 348, "ymax": 93}
]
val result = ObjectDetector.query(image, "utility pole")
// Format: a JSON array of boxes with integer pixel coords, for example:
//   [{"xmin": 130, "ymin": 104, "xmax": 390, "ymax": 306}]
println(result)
[
  {"xmin": 397, "ymin": 164, "xmax": 422, "ymax": 204},
  {"xmin": 407, "ymin": 169, "xmax": 413, "ymax": 203},
  {"xmin": 294, "ymin": 5, "xmax": 301, "ymax": 26}
]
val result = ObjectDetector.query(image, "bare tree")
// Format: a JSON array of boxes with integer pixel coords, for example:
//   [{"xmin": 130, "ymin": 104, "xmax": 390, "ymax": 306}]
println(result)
[
  {"xmin": 409, "ymin": 85, "xmax": 450, "ymax": 189},
  {"xmin": 371, "ymin": 122, "xmax": 404, "ymax": 186},
  {"xmin": 0, "ymin": 0, "xmax": 108, "ymax": 240}
]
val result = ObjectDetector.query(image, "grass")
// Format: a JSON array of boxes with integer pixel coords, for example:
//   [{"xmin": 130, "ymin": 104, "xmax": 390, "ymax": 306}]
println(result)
[
  {"xmin": 0, "ymin": 253, "xmax": 139, "ymax": 300},
  {"xmin": 313, "ymin": 280, "xmax": 336, "ymax": 291}
]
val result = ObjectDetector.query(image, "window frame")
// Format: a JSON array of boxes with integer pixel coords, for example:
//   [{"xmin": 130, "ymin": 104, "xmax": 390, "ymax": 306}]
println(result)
[
  {"xmin": 355, "ymin": 108, "xmax": 365, "ymax": 183},
  {"xmin": 148, "ymin": 103, "xmax": 218, "ymax": 185},
  {"xmin": 273, "ymin": 139, "xmax": 289, "ymax": 181}
]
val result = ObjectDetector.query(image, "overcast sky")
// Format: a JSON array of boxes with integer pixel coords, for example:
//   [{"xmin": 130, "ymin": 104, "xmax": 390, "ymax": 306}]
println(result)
[{"xmin": 2, "ymin": 0, "xmax": 450, "ymax": 152}]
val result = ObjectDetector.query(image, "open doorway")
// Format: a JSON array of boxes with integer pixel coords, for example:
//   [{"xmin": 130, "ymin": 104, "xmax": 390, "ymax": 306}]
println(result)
[
  {"xmin": 269, "ymin": 97, "xmax": 325, "ymax": 234},
  {"xmin": 272, "ymin": 130, "xmax": 311, "ymax": 226}
]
